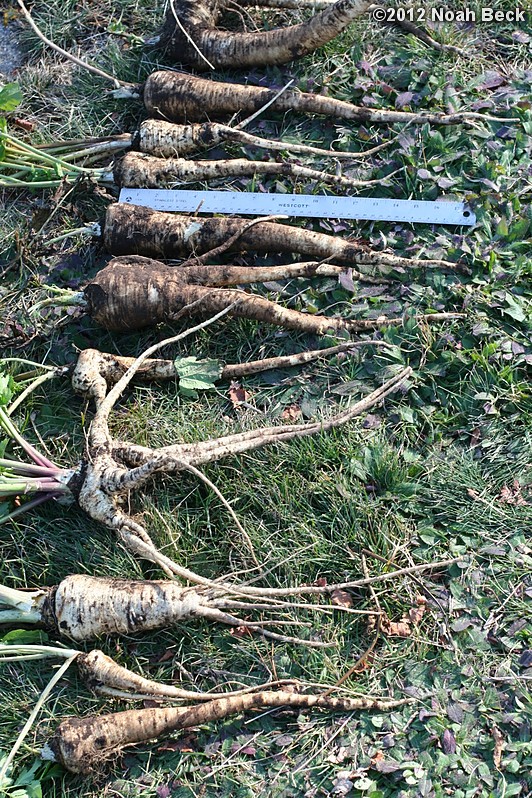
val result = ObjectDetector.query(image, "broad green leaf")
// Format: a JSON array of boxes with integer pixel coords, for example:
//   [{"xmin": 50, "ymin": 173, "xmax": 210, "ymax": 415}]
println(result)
[
  {"xmin": 14, "ymin": 760, "xmax": 41, "ymax": 788},
  {"xmin": 495, "ymin": 217, "xmax": 509, "ymax": 237},
  {"xmin": 503, "ymin": 294, "xmax": 527, "ymax": 322},
  {"xmin": 9, "ymin": 788, "xmax": 41, "ymax": 798},
  {"xmin": 1, "ymin": 629, "xmax": 46, "ymax": 645},
  {"xmin": 173, "ymin": 356, "xmax": 223, "ymax": 397},
  {"xmin": 0, "ymin": 82, "xmax": 23, "ymax": 112},
  {"xmin": 508, "ymin": 218, "xmax": 530, "ymax": 242},
  {"xmin": 0, "ymin": 373, "xmax": 14, "ymax": 406}
]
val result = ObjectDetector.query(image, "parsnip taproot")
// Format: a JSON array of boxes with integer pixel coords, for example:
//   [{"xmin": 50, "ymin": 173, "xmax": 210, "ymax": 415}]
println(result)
[
  {"xmin": 77, "ymin": 648, "xmax": 295, "ymax": 701},
  {"xmin": 3, "ymin": 323, "xmax": 417, "ymax": 588},
  {"xmin": 0, "ymin": 341, "xmax": 364, "ymax": 520},
  {"xmin": 63, "ymin": 255, "xmax": 462, "ymax": 333},
  {"xmin": 103, "ymin": 203, "xmax": 460, "ymax": 272},
  {"xmin": 160, "ymin": 0, "xmax": 371, "ymax": 70},
  {"xmin": 48, "ymin": 691, "xmax": 412, "ymax": 774},
  {"xmin": 136, "ymin": 118, "xmax": 394, "ymax": 160},
  {"xmin": 0, "ymin": 640, "xmax": 295, "ymax": 701},
  {"xmin": 114, "ymin": 151, "xmax": 397, "ymax": 191},
  {"xmin": 71, "ymin": 342, "xmax": 364, "ymax": 401},
  {"xmin": 75, "ymin": 360, "xmax": 415, "ymax": 582},
  {"xmin": 22, "ymin": 574, "xmax": 327, "ymax": 647},
  {"xmin": 44, "ymin": 690, "xmax": 413, "ymax": 774},
  {"xmin": 143, "ymin": 71, "xmax": 514, "ymax": 127}
]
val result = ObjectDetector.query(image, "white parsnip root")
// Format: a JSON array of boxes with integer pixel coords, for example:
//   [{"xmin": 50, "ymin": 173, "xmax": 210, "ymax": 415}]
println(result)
[
  {"xmin": 44, "ymin": 689, "xmax": 413, "ymax": 774},
  {"xmin": 1, "ymin": 554, "xmax": 458, "ymax": 647},
  {"xmin": 72, "ymin": 321, "xmax": 415, "ymax": 584},
  {"xmin": 114, "ymin": 151, "xmax": 400, "ymax": 191},
  {"xmin": 103, "ymin": 203, "xmax": 462, "ymax": 273},
  {"xmin": 143, "ymin": 71, "xmax": 516, "ymax": 127},
  {"xmin": 71, "ymin": 341, "xmax": 377, "ymax": 399},
  {"xmin": 136, "ymin": 119, "xmax": 395, "ymax": 160},
  {"xmin": 77, "ymin": 648, "xmax": 296, "ymax": 701},
  {"xmin": 31, "ymin": 574, "xmax": 329, "ymax": 647},
  {"xmin": 160, "ymin": 0, "xmax": 372, "ymax": 70},
  {"xmin": 0, "ymin": 641, "xmax": 295, "ymax": 701},
  {"xmin": 43, "ymin": 254, "xmax": 464, "ymax": 333}
]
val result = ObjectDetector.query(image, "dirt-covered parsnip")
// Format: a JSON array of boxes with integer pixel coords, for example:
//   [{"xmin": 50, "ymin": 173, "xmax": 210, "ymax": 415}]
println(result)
[
  {"xmin": 103, "ymin": 203, "xmax": 460, "ymax": 272},
  {"xmin": 1, "ymin": 325, "xmax": 416, "ymax": 584},
  {"xmin": 70, "ymin": 342, "xmax": 373, "ymax": 400},
  {"xmin": 113, "ymin": 151, "xmax": 396, "ymax": 191},
  {"xmin": 13, "ymin": 575, "xmax": 326, "ymax": 647},
  {"xmin": 0, "ymin": 641, "xmax": 295, "ymax": 702},
  {"xmin": 77, "ymin": 648, "xmax": 295, "ymax": 700},
  {"xmin": 160, "ymin": 0, "xmax": 371, "ymax": 70},
  {"xmin": 136, "ymin": 119, "xmax": 394, "ymax": 161},
  {"xmin": 143, "ymin": 71, "xmax": 515, "ymax": 127},
  {"xmin": 44, "ymin": 691, "xmax": 413, "ymax": 773},
  {"xmin": 59, "ymin": 255, "xmax": 463, "ymax": 333}
]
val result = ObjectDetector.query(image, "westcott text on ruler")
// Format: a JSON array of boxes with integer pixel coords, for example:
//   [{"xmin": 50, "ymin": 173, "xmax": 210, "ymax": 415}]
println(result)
[{"xmin": 119, "ymin": 189, "xmax": 477, "ymax": 226}]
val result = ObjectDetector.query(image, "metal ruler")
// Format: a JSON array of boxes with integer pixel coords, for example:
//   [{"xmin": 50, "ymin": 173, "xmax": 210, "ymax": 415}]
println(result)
[{"xmin": 118, "ymin": 188, "xmax": 476, "ymax": 226}]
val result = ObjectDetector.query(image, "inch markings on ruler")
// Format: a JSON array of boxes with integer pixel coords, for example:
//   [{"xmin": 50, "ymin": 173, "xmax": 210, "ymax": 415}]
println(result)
[{"xmin": 119, "ymin": 189, "xmax": 476, "ymax": 227}]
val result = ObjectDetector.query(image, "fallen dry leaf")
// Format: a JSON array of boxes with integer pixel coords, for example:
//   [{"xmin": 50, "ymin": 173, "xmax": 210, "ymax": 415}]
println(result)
[
  {"xmin": 281, "ymin": 404, "xmax": 302, "ymax": 421},
  {"xmin": 158, "ymin": 734, "xmax": 196, "ymax": 753},
  {"xmin": 381, "ymin": 615, "xmax": 412, "ymax": 638},
  {"xmin": 441, "ymin": 729, "xmax": 457, "ymax": 755},
  {"xmin": 12, "ymin": 117, "xmax": 36, "ymax": 132},
  {"xmin": 470, "ymin": 426, "xmax": 482, "ymax": 447},
  {"xmin": 228, "ymin": 381, "xmax": 252, "ymax": 408},
  {"xmin": 498, "ymin": 480, "xmax": 529, "ymax": 506},
  {"xmin": 330, "ymin": 588, "xmax": 354, "ymax": 608},
  {"xmin": 230, "ymin": 625, "xmax": 254, "ymax": 638},
  {"xmin": 367, "ymin": 614, "xmax": 378, "ymax": 634},
  {"xmin": 156, "ymin": 648, "xmax": 177, "ymax": 663},
  {"xmin": 408, "ymin": 595, "xmax": 427, "ymax": 625},
  {"xmin": 492, "ymin": 725, "xmax": 504, "ymax": 769},
  {"xmin": 351, "ymin": 652, "xmax": 375, "ymax": 673}
]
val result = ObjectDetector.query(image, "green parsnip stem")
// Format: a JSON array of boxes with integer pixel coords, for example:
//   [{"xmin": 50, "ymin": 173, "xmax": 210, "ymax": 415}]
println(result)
[{"xmin": 0, "ymin": 407, "xmax": 74, "ymax": 521}]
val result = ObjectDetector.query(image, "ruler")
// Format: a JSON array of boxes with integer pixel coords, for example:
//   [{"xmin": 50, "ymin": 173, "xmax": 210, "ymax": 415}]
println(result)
[{"xmin": 118, "ymin": 188, "xmax": 476, "ymax": 226}]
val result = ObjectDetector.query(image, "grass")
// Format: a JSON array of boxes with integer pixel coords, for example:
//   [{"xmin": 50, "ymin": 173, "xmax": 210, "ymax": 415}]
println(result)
[{"xmin": 0, "ymin": 0, "xmax": 531, "ymax": 795}]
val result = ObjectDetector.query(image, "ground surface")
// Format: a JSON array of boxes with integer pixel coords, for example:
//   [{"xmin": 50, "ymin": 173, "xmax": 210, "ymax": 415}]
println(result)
[{"xmin": 0, "ymin": 1, "xmax": 531, "ymax": 796}]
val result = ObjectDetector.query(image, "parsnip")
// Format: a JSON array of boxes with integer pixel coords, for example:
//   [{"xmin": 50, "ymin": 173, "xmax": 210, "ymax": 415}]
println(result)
[
  {"xmin": 44, "ymin": 690, "xmax": 412, "ymax": 773},
  {"xmin": 62, "ymin": 255, "xmax": 463, "ymax": 333},
  {"xmin": 160, "ymin": 0, "xmax": 371, "ymax": 70},
  {"xmin": 103, "ymin": 203, "xmax": 461, "ymax": 272},
  {"xmin": 143, "ymin": 71, "xmax": 514, "ymax": 127},
  {"xmin": 114, "ymin": 151, "xmax": 398, "ymax": 191}
]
